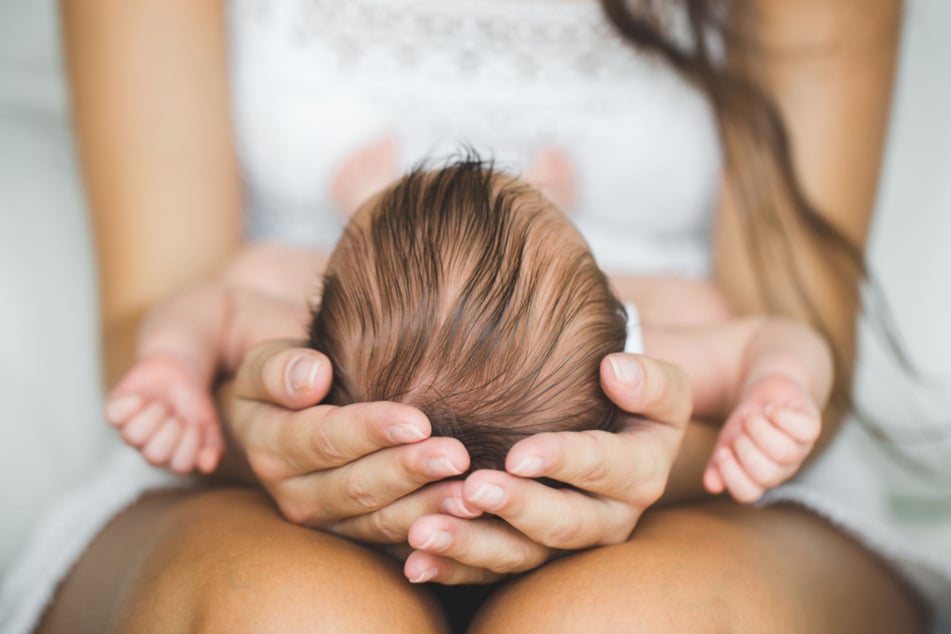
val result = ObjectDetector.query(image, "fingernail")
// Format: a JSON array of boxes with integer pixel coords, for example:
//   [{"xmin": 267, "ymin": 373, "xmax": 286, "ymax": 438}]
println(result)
[
  {"xmin": 288, "ymin": 356, "xmax": 320, "ymax": 392},
  {"xmin": 608, "ymin": 355, "xmax": 642, "ymax": 389},
  {"xmin": 409, "ymin": 568, "xmax": 438, "ymax": 584},
  {"xmin": 510, "ymin": 455, "xmax": 545, "ymax": 477},
  {"xmin": 469, "ymin": 483, "xmax": 506, "ymax": 509},
  {"xmin": 105, "ymin": 395, "xmax": 143, "ymax": 423},
  {"xmin": 386, "ymin": 423, "xmax": 427, "ymax": 444},
  {"xmin": 442, "ymin": 496, "xmax": 480, "ymax": 518},
  {"xmin": 420, "ymin": 530, "xmax": 452, "ymax": 551},
  {"xmin": 426, "ymin": 456, "xmax": 463, "ymax": 477}
]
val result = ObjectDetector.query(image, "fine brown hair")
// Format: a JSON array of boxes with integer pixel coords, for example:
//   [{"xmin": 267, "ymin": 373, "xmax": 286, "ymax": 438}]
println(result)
[{"xmin": 309, "ymin": 158, "xmax": 627, "ymax": 471}]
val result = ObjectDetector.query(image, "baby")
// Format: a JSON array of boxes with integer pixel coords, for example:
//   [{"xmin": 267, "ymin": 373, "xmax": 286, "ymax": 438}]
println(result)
[{"xmin": 105, "ymin": 157, "xmax": 831, "ymax": 502}]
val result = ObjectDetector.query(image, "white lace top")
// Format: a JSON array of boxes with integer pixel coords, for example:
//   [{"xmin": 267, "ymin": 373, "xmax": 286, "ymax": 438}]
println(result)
[{"xmin": 227, "ymin": 0, "xmax": 722, "ymax": 277}]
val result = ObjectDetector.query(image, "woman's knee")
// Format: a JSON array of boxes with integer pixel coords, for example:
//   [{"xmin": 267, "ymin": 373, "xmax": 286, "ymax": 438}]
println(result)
[
  {"xmin": 471, "ymin": 512, "xmax": 746, "ymax": 633},
  {"xmin": 471, "ymin": 502, "xmax": 924, "ymax": 634},
  {"xmin": 115, "ymin": 488, "xmax": 447, "ymax": 633}
]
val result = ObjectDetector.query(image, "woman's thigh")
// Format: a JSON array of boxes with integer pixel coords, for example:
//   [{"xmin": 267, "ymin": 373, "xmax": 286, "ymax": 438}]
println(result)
[
  {"xmin": 471, "ymin": 501, "xmax": 926, "ymax": 634},
  {"xmin": 37, "ymin": 487, "xmax": 448, "ymax": 634}
]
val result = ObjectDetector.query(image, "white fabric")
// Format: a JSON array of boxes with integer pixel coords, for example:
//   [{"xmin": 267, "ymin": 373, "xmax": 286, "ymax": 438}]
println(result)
[
  {"xmin": 228, "ymin": 0, "xmax": 720, "ymax": 278},
  {"xmin": 0, "ymin": 0, "xmax": 109, "ymax": 579},
  {"xmin": 623, "ymin": 302, "xmax": 644, "ymax": 355}
]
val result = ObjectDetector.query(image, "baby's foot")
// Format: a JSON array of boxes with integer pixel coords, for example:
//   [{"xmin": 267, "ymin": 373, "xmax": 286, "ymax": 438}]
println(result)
[
  {"xmin": 703, "ymin": 374, "xmax": 822, "ymax": 503},
  {"xmin": 331, "ymin": 135, "xmax": 399, "ymax": 218},
  {"xmin": 525, "ymin": 146, "xmax": 577, "ymax": 212},
  {"xmin": 105, "ymin": 352, "xmax": 223, "ymax": 474}
]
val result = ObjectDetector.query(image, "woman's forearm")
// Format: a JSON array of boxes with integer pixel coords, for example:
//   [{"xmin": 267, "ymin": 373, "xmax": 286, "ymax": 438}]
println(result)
[{"xmin": 62, "ymin": 0, "xmax": 243, "ymax": 387}]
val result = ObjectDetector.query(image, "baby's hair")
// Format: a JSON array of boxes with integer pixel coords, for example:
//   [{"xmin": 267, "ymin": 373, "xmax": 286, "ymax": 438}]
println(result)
[{"xmin": 309, "ymin": 155, "xmax": 627, "ymax": 471}]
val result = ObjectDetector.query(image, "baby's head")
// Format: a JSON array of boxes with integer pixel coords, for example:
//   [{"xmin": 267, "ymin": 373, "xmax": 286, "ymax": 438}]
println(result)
[{"xmin": 309, "ymin": 157, "xmax": 627, "ymax": 471}]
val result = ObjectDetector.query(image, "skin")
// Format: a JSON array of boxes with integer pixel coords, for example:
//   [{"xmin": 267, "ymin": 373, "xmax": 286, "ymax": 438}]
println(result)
[
  {"xmin": 44, "ymin": 0, "xmax": 926, "ymax": 632},
  {"xmin": 714, "ymin": 0, "xmax": 902, "ymax": 437}
]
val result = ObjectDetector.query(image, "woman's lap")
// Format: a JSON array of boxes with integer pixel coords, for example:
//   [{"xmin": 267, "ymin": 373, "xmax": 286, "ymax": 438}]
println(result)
[
  {"xmin": 37, "ymin": 487, "xmax": 448, "ymax": 634},
  {"xmin": 38, "ymin": 489, "xmax": 925, "ymax": 634},
  {"xmin": 472, "ymin": 501, "xmax": 926, "ymax": 633}
]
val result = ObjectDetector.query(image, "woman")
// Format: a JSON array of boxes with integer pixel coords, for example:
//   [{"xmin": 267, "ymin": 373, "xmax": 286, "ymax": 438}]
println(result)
[{"xmin": 11, "ymin": 0, "xmax": 934, "ymax": 631}]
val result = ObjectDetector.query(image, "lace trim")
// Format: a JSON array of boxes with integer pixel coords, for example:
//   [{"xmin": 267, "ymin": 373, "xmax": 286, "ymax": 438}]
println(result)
[{"xmin": 232, "ymin": 0, "xmax": 686, "ymax": 83}]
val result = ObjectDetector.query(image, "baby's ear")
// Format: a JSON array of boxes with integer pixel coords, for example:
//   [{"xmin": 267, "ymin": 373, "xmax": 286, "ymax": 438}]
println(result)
[{"xmin": 525, "ymin": 146, "xmax": 577, "ymax": 213}]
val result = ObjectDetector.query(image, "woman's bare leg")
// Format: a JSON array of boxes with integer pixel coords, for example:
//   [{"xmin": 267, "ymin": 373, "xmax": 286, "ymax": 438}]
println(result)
[
  {"xmin": 37, "ymin": 487, "xmax": 448, "ymax": 634},
  {"xmin": 471, "ymin": 501, "xmax": 925, "ymax": 633}
]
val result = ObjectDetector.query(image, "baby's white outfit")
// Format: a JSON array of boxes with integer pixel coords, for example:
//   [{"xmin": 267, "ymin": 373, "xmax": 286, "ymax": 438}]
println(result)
[{"xmin": 624, "ymin": 302, "xmax": 645, "ymax": 355}]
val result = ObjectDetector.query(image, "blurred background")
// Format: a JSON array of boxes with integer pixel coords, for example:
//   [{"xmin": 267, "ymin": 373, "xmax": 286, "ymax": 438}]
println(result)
[
  {"xmin": 0, "ymin": 0, "xmax": 110, "ymax": 571},
  {"xmin": 0, "ymin": 0, "xmax": 948, "ymax": 579}
]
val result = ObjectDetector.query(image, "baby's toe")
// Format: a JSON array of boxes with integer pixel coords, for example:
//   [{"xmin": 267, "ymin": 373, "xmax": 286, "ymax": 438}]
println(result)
[
  {"xmin": 703, "ymin": 463, "xmax": 726, "ymax": 494},
  {"xmin": 142, "ymin": 418, "xmax": 183, "ymax": 466},
  {"xmin": 714, "ymin": 447, "xmax": 764, "ymax": 504},
  {"xmin": 169, "ymin": 425, "xmax": 201, "ymax": 474},
  {"xmin": 196, "ymin": 425, "xmax": 224, "ymax": 474},
  {"xmin": 170, "ymin": 383, "xmax": 219, "ymax": 429},
  {"xmin": 122, "ymin": 402, "xmax": 167, "ymax": 447},
  {"xmin": 196, "ymin": 447, "xmax": 221, "ymax": 475},
  {"xmin": 733, "ymin": 435, "xmax": 785, "ymax": 488},
  {"xmin": 769, "ymin": 408, "xmax": 822, "ymax": 446},
  {"xmin": 104, "ymin": 394, "xmax": 145, "ymax": 427},
  {"xmin": 744, "ymin": 414, "xmax": 802, "ymax": 466}
]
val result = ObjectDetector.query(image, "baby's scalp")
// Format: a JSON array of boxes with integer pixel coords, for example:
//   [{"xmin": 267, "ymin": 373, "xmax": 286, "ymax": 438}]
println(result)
[{"xmin": 310, "ymin": 157, "xmax": 627, "ymax": 471}]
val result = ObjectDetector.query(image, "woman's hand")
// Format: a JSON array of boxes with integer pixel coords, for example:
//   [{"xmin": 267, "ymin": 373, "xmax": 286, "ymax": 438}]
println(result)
[
  {"xmin": 398, "ymin": 353, "xmax": 693, "ymax": 584},
  {"xmin": 218, "ymin": 340, "xmax": 473, "ymax": 531}
]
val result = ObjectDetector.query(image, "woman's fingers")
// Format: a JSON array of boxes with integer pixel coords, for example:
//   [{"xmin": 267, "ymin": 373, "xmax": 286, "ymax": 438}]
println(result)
[
  {"xmin": 501, "ymin": 354, "xmax": 692, "ymax": 509},
  {"xmin": 233, "ymin": 340, "xmax": 332, "ymax": 410},
  {"xmin": 599, "ymin": 353, "xmax": 693, "ymax": 433},
  {"xmin": 506, "ymin": 429, "xmax": 666, "ymax": 508},
  {"xmin": 461, "ymin": 470, "xmax": 634, "ymax": 548},
  {"xmin": 272, "ymin": 436, "xmax": 469, "ymax": 526},
  {"xmin": 404, "ymin": 551, "xmax": 503, "ymax": 586},
  {"xmin": 406, "ymin": 514, "xmax": 551, "ymax": 580},
  {"xmin": 233, "ymin": 339, "xmax": 445, "ymax": 477},
  {"xmin": 419, "ymin": 352, "xmax": 694, "ymax": 562},
  {"xmin": 246, "ymin": 400, "xmax": 435, "ymax": 480},
  {"xmin": 326, "ymin": 480, "xmax": 479, "ymax": 544},
  {"xmin": 224, "ymin": 339, "xmax": 471, "ymax": 530}
]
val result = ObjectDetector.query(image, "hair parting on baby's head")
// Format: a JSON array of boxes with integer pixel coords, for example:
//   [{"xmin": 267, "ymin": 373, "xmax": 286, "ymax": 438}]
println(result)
[{"xmin": 309, "ymin": 154, "xmax": 627, "ymax": 471}]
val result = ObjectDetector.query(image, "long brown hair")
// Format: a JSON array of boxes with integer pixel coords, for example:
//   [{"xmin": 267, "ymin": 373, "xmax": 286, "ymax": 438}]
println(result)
[{"xmin": 599, "ymin": 0, "xmax": 867, "ymax": 416}]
